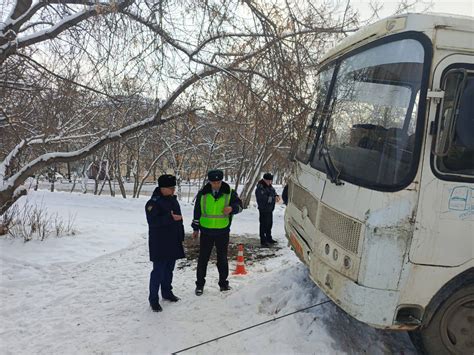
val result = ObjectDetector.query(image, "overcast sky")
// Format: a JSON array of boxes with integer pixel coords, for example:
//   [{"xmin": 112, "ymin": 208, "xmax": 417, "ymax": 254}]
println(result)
[
  {"xmin": 431, "ymin": 0, "xmax": 474, "ymax": 16},
  {"xmin": 351, "ymin": 0, "xmax": 473, "ymax": 19}
]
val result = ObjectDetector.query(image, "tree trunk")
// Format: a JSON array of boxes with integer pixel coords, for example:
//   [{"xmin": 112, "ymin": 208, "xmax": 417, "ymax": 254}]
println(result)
[
  {"xmin": 0, "ymin": 187, "xmax": 27, "ymax": 216},
  {"xmin": 98, "ymin": 178, "xmax": 107, "ymax": 195},
  {"xmin": 234, "ymin": 144, "xmax": 247, "ymax": 192},
  {"xmin": 240, "ymin": 152, "xmax": 265, "ymax": 208},
  {"xmin": 70, "ymin": 174, "xmax": 77, "ymax": 193},
  {"xmin": 108, "ymin": 179, "xmax": 115, "ymax": 197}
]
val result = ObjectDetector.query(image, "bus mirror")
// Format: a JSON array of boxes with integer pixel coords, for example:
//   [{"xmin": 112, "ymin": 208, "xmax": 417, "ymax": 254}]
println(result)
[{"xmin": 434, "ymin": 69, "xmax": 467, "ymax": 156}]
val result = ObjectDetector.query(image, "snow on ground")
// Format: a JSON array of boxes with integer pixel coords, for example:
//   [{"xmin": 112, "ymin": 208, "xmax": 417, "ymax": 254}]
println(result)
[{"xmin": 0, "ymin": 190, "xmax": 416, "ymax": 354}]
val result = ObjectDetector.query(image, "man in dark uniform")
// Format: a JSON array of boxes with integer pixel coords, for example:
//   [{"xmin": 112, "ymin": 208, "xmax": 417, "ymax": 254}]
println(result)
[
  {"xmin": 255, "ymin": 173, "xmax": 280, "ymax": 247},
  {"xmin": 191, "ymin": 169, "xmax": 242, "ymax": 296},
  {"xmin": 282, "ymin": 184, "xmax": 289, "ymax": 205},
  {"xmin": 145, "ymin": 174, "xmax": 185, "ymax": 312}
]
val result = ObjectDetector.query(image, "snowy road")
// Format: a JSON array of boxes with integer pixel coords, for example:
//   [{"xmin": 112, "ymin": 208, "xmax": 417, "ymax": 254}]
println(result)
[{"xmin": 0, "ymin": 191, "xmax": 416, "ymax": 354}]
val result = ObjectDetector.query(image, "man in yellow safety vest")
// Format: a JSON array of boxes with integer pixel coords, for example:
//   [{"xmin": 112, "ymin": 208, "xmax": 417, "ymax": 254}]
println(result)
[{"xmin": 191, "ymin": 169, "xmax": 242, "ymax": 296}]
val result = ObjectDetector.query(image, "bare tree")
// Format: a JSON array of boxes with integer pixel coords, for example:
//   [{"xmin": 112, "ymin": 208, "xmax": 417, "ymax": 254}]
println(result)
[
  {"xmin": 1, "ymin": 0, "xmax": 362, "ymax": 217},
  {"xmin": 0, "ymin": 0, "xmax": 134, "ymax": 64}
]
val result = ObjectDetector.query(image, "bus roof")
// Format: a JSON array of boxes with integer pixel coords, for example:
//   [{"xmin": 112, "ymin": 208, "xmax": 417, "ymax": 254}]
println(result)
[{"xmin": 319, "ymin": 13, "xmax": 474, "ymax": 66}]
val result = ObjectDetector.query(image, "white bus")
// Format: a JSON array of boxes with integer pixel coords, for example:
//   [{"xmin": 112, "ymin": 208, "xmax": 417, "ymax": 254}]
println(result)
[{"xmin": 284, "ymin": 13, "xmax": 473, "ymax": 354}]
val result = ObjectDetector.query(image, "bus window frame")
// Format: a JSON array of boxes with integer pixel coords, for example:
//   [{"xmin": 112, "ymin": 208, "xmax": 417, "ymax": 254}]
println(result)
[
  {"xmin": 305, "ymin": 31, "xmax": 433, "ymax": 192},
  {"xmin": 431, "ymin": 63, "xmax": 474, "ymax": 183}
]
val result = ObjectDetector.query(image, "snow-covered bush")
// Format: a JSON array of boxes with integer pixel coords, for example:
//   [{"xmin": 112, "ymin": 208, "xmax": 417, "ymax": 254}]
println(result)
[{"xmin": 3, "ymin": 201, "xmax": 76, "ymax": 242}]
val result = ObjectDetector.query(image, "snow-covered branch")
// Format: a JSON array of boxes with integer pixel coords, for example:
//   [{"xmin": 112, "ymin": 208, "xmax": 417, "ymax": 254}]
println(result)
[
  {"xmin": 1, "ymin": 0, "xmax": 360, "ymax": 216},
  {"xmin": 0, "ymin": 108, "xmax": 189, "ymax": 214},
  {"xmin": 0, "ymin": 0, "xmax": 134, "ymax": 62}
]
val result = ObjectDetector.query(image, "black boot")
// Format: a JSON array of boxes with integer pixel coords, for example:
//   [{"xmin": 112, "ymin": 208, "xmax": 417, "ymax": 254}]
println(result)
[
  {"xmin": 268, "ymin": 239, "xmax": 277, "ymax": 244},
  {"xmin": 220, "ymin": 284, "xmax": 232, "ymax": 292},
  {"xmin": 150, "ymin": 302, "xmax": 163, "ymax": 312},
  {"xmin": 195, "ymin": 287, "xmax": 203, "ymax": 296},
  {"xmin": 162, "ymin": 292, "xmax": 180, "ymax": 302}
]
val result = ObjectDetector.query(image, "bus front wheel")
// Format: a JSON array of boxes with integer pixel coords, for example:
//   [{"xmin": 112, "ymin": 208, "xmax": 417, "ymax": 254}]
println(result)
[{"xmin": 410, "ymin": 285, "xmax": 474, "ymax": 354}]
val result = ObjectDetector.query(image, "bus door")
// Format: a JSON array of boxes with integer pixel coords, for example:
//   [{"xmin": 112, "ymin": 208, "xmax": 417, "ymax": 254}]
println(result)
[{"xmin": 410, "ymin": 54, "xmax": 474, "ymax": 266}]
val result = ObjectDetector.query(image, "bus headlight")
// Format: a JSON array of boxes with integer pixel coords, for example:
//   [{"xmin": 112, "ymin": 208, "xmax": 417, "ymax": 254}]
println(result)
[{"xmin": 344, "ymin": 256, "xmax": 352, "ymax": 269}]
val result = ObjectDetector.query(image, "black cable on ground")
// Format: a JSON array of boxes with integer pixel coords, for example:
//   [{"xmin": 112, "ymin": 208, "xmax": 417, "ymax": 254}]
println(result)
[{"xmin": 172, "ymin": 299, "xmax": 332, "ymax": 354}]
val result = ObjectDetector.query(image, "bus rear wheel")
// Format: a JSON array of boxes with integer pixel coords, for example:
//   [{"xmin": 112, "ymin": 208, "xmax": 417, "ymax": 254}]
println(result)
[{"xmin": 411, "ymin": 285, "xmax": 474, "ymax": 355}]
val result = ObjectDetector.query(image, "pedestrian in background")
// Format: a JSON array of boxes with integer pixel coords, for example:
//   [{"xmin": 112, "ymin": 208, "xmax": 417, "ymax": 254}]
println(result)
[
  {"xmin": 256, "ymin": 173, "xmax": 280, "ymax": 247},
  {"xmin": 282, "ymin": 183, "xmax": 289, "ymax": 205},
  {"xmin": 145, "ymin": 174, "xmax": 185, "ymax": 312},
  {"xmin": 191, "ymin": 169, "xmax": 242, "ymax": 296}
]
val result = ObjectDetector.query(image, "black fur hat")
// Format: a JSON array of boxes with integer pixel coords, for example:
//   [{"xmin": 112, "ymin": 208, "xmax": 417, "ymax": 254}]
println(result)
[
  {"xmin": 263, "ymin": 173, "xmax": 273, "ymax": 180},
  {"xmin": 208, "ymin": 169, "xmax": 223, "ymax": 181},
  {"xmin": 158, "ymin": 174, "xmax": 176, "ymax": 187}
]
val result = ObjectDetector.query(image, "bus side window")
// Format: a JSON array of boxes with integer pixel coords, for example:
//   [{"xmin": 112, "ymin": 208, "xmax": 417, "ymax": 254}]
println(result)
[
  {"xmin": 455, "ymin": 79, "xmax": 474, "ymax": 149},
  {"xmin": 439, "ymin": 75, "xmax": 474, "ymax": 175}
]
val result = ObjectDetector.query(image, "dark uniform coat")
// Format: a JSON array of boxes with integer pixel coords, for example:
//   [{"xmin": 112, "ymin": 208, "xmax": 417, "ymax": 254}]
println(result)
[
  {"xmin": 282, "ymin": 184, "xmax": 288, "ymax": 205},
  {"xmin": 145, "ymin": 187, "xmax": 185, "ymax": 261},
  {"xmin": 255, "ymin": 179, "xmax": 279, "ymax": 212}
]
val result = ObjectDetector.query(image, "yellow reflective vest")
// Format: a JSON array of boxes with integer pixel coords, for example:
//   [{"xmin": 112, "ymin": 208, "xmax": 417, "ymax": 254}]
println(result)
[{"xmin": 200, "ymin": 192, "xmax": 231, "ymax": 229}]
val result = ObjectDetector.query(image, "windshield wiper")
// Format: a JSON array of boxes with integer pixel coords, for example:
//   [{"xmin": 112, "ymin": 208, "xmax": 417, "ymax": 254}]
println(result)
[
  {"xmin": 315, "ymin": 102, "xmax": 343, "ymax": 186},
  {"xmin": 319, "ymin": 144, "xmax": 343, "ymax": 185},
  {"xmin": 318, "ymin": 124, "xmax": 343, "ymax": 186}
]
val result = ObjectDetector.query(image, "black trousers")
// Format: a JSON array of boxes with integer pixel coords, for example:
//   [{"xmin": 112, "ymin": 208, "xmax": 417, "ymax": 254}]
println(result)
[
  {"xmin": 259, "ymin": 210, "xmax": 273, "ymax": 244},
  {"xmin": 196, "ymin": 231, "xmax": 229, "ymax": 288}
]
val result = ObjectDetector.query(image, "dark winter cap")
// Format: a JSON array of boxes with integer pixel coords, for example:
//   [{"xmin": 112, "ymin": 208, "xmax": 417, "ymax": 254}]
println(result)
[
  {"xmin": 208, "ymin": 169, "xmax": 224, "ymax": 182},
  {"xmin": 158, "ymin": 174, "xmax": 176, "ymax": 188},
  {"xmin": 263, "ymin": 173, "xmax": 273, "ymax": 180}
]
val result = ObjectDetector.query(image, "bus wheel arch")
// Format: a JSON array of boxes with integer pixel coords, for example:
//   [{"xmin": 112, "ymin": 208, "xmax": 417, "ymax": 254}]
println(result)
[{"xmin": 409, "ymin": 267, "xmax": 474, "ymax": 354}]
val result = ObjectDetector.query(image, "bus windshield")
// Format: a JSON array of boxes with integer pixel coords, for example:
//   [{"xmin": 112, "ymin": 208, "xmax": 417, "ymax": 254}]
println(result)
[{"xmin": 311, "ymin": 38, "xmax": 426, "ymax": 190}]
